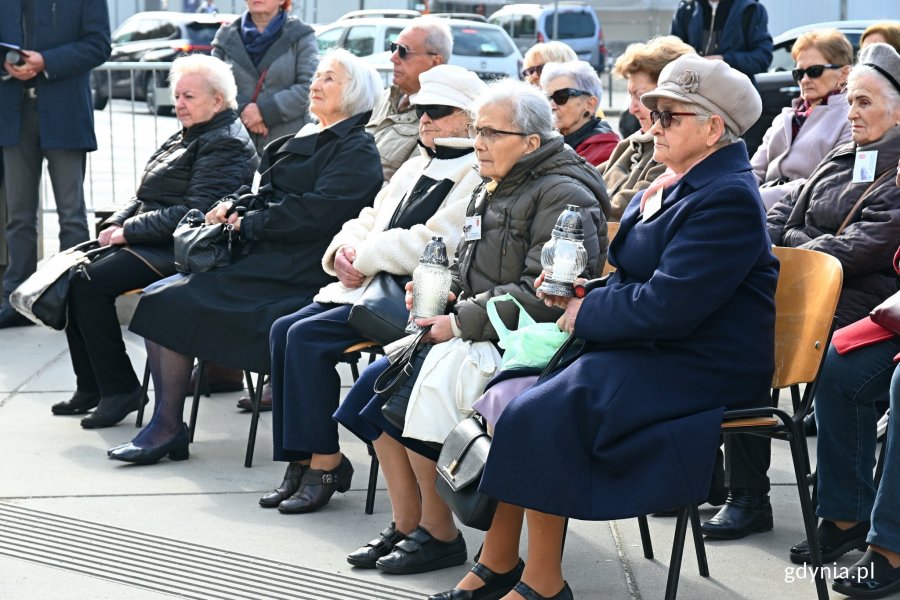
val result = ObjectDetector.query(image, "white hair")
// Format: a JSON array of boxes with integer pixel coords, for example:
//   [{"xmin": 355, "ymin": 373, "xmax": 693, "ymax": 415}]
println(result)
[
  {"xmin": 169, "ymin": 54, "xmax": 238, "ymax": 110},
  {"xmin": 472, "ymin": 79, "xmax": 558, "ymax": 143},
  {"xmin": 406, "ymin": 17, "xmax": 454, "ymax": 63},
  {"xmin": 847, "ymin": 64, "xmax": 900, "ymax": 112},
  {"xmin": 318, "ymin": 48, "xmax": 384, "ymax": 118},
  {"xmin": 540, "ymin": 60, "xmax": 603, "ymax": 101}
]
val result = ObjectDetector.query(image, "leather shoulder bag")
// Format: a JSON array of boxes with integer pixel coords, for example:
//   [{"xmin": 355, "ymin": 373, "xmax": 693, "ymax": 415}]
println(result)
[
  {"xmin": 436, "ymin": 415, "xmax": 498, "ymax": 531},
  {"xmin": 373, "ymin": 326, "xmax": 432, "ymax": 430},
  {"xmin": 173, "ymin": 208, "xmax": 235, "ymax": 274}
]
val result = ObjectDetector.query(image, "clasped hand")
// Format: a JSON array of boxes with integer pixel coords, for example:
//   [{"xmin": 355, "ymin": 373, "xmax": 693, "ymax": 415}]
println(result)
[
  {"xmin": 98, "ymin": 225, "xmax": 126, "ymax": 247},
  {"xmin": 3, "ymin": 50, "xmax": 44, "ymax": 81},
  {"xmin": 535, "ymin": 271, "xmax": 584, "ymax": 334},
  {"xmin": 405, "ymin": 281, "xmax": 457, "ymax": 343},
  {"xmin": 205, "ymin": 201, "xmax": 242, "ymax": 231},
  {"xmin": 335, "ymin": 246, "xmax": 365, "ymax": 288}
]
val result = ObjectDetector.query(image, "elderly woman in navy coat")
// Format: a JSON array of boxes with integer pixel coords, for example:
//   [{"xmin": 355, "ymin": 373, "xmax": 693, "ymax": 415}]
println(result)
[{"xmin": 431, "ymin": 55, "xmax": 779, "ymax": 600}]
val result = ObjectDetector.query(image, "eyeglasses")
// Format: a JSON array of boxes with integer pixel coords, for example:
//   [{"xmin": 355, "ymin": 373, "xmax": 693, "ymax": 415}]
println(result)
[
  {"xmin": 474, "ymin": 126, "xmax": 527, "ymax": 143},
  {"xmin": 415, "ymin": 105, "xmax": 460, "ymax": 120},
  {"xmin": 390, "ymin": 42, "xmax": 438, "ymax": 60},
  {"xmin": 521, "ymin": 64, "xmax": 544, "ymax": 79},
  {"xmin": 791, "ymin": 64, "xmax": 842, "ymax": 82},
  {"xmin": 649, "ymin": 110, "xmax": 699, "ymax": 129},
  {"xmin": 547, "ymin": 88, "xmax": 591, "ymax": 105}
]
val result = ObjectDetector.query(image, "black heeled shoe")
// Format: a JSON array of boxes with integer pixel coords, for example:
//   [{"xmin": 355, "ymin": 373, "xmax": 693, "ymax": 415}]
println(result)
[
  {"xmin": 277, "ymin": 455, "xmax": 353, "ymax": 514},
  {"xmin": 81, "ymin": 388, "xmax": 147, "ymax": 429},
  {"xmin": 429, "ymin": 559, "xmax": 525, "ymax": 600},
  {"xmin": 512, "ymin": 581, "xmax": 573, "ymax": 600},
  {"xmin": 789, "ymin": 520, "xmax": 869, "ymax": 564},
  {"xmin": 108, "ymin": 423, "xmax": 190, "ymax": 465},
  {"xmin": 347, "ymin": 522, "xmax": 407, "ymax": 568},
  {"xmin": 259, "ymin": 463, "xmax": 307, "ymax": 508},
  {"xmin": 52, "ymin": 390, "xmax": 101, "ymax": 415},
  {"xmin": 701, "ymin": 488, "xmax": 773, "ymax": 540}
]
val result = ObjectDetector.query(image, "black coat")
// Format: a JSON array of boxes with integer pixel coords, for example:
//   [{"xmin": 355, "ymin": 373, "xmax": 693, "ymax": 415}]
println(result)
[
  {"xmin": 104, "ymin": 109, "xmax": 258, "ymax": 273},
  {"xmin": 129, "ymin": 111, "xmax": 384, "ymax": 373}
]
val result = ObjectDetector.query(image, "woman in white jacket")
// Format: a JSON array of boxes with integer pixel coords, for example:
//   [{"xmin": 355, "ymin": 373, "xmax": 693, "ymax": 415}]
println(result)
[
  {"xmin": 751, "ymin": 28, "xmax": 853, "ymax": 210},
  {"xmin": 258, "ymin": 65, "xmax": 486, "ymax": 515}
]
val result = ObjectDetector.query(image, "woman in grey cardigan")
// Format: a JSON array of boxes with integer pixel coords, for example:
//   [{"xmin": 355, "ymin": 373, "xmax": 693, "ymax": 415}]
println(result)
[{"xmin": 212, "ymin": 0, "xmax": 318, "ymax": 153}]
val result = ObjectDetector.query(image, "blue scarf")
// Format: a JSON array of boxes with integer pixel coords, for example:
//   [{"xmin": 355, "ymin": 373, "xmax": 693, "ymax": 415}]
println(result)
[{"xmin": 241, "ymin": 10, "xmax": 286, "ymax": 67}]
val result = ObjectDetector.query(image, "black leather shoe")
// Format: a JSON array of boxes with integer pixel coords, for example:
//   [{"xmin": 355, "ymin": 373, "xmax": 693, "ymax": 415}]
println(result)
[
  {"xmin": 376, "ymin": 526, "xmax": 467, "ymax": 575},
  {"xmin": 701, "ymin": 488, "xmax": 774, "ymax": 540},
  {"xmin": 790, "ymin": 519, "xmax": 869, "ymax": 564},
  {"xmin": 259, "ymin": 463, "xmax": 306, "ymax": 508},
  {"xmin": 833, "ymin": 548, "xmax": 900, "ymax": 599},
  {"xmin": 348, "ymin": 522, "xmax": 407, "ymax": 568},
  {"xmin": 512, "ymin": 581, "xmax": 573, "ymax": 600},
  {"xmin": 108, "ymin": 423, "xmax": 190, "ymax": 465},
  {"xmin": 429, "ymin": 559, "xmax": 525, "ymax": 600},
  {"xmin": 0, "ymin": 305, "xmax": 34, "ymax": 329},
  {"xmin": 51, "ymin": 390, "xmax": 101, "ymax": 415},
  {"xmin": 277, "ymin": 456, "xmax": 353, "ymax": 514},
  {"xmin": 81, "ymin": 388, "xmax": 147, "ymax": 429}
]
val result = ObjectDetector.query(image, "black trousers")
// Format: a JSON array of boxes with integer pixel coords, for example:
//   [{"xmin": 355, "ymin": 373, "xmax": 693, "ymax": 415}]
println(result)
[
  {"xmin": 724, "ymin": 434, "xmax": 771, "ymax": 492},
  {"xmin": 66, "ymin": 247, "xmax": 172, "ymax": 396}
]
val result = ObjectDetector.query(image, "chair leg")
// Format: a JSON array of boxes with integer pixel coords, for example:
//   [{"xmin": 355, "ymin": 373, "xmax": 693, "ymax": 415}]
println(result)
[
  {"xmin": 787, "ymin": 427, "xmax": 829, "ymax": 600},
  {"xmin": 244, "ymin": 372, "xmax": 265, "ymax": 468},
  {"xmin": 349, "ymin": 355, "xmax": 360, "ymax": 382},
  {"xmin": 664, "ymin": 506, "xmax": 691, "ymax": 600},
  {"xmin": 245, "ymin": 370, "xmax": 256, "ymax": 400},
  {"xmin": 188, "ymin": 359, "xmax": 204, "ymax": 443},
  {"xmin": 136, "ymin": 358, "xmax": 151, "ymax": 428},
  {"xmin": 365, "ymin": 443, "xmax": 379, "ymax": 514},
  {"xmin": 637, "ymin": 515, "xmax": 654, "ymax": 559},
  {"xmin": 689, "ymin": 504, "xmax": 709, "ymax": 577}
]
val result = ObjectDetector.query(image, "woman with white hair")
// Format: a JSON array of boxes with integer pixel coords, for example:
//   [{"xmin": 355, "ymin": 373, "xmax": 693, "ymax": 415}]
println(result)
[
  {"xmin": 106, "ymin": 49, "xmax": 385, "ymax": 464},
  {"xmin": 541, "ymin": 60, "xmax": 619, "ymax": 166},
  {"xmin": 335, "ymin": 79, "xmax": 609, "ymax": 577},
  {"xmin": 56, "ymin": 54, "xmax": 258, "ymax": 428},
  {"xmin": 521, "ymin": 41, "xmax": 577, "ymax": 85}
]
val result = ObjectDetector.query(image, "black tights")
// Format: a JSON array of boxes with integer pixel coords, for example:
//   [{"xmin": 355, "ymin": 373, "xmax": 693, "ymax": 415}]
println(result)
[{"xmin": 135, "ymin": 339, "xmax": 192, "ymax": 446}]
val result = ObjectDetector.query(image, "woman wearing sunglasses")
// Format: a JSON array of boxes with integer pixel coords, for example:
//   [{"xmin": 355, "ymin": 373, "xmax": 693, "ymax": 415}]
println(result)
[
  {"xmin": 258, "ymin": 65, "xmax": 487, "ymax": 514},
  {"xmin": 432, "ymin": 55, "xmax": 777, "ymax": 600},
  {"xmin": 751, "ymin": 29, "xmax": 852, "ymax": 210},
  {"xmin": 520, "ymin": 41, "xmax": 577, "ymax": 87},
  {"xmin": 335, "ymin": 79, "xmax": 609, "ymax": 580},
  {"xmin": 540, "ymin": 60, "xmax": 619, "ymax": 167}
]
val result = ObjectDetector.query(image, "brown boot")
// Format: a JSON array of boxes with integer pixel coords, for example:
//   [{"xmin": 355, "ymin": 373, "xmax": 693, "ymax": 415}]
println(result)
[
  {"xmin": 237, "ymin": 381, "xmax": 272, "ymax": 412},
  {"xmin": 187, "ymin": 363, "xmax": 244, "ymax": 395}
]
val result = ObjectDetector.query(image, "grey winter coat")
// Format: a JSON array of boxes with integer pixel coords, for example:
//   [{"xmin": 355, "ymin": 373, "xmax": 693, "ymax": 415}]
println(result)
[
  {"xmin": 212, "ymin": 16, "xmax": 318, "ymax": 153},
  {"xmin": 767, "ymin": 125, "xmax": 900, "ymax": 326},
  {"xmin": 451, "ymin": 136, "xmax": 612, "ymax": 340}
]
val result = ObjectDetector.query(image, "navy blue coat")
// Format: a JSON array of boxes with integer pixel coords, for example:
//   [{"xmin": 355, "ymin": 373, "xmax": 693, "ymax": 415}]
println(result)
[
  {"xmin": 671, "ymin": 0, "xmax": 772, "ymax": 85},
  {"xmin": 0, "ymin": 0, "xmax": 111, "ymax": 150},
  {"xmin": 480, "ymin": 141, "xmax": 778, "ymax": 520}
]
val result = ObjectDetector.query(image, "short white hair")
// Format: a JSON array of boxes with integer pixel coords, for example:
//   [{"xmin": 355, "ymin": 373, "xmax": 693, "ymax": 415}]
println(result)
[
  {"xmin": 318, "ymin": 48, "xmax": 384, "ymax": 118},
  {"xmin": 169, "ymin": 54, "xmax": 238, "ymax": 110},
  {"xmin": 847, "ymin": 65, "xmax": 900, "ymax": 112},
  {"xmin": 472, "ymin": 79, "xmax": 558, "ymax": 143},
  {"xmin": 540, "ymin": 60, "xmax": 603, "ymax": 101}
]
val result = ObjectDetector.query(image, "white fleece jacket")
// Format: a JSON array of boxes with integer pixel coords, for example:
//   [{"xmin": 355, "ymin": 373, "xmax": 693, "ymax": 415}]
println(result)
[{"xmin": 314, "ymin": 138, "xmax": 481, "ymax": 305}]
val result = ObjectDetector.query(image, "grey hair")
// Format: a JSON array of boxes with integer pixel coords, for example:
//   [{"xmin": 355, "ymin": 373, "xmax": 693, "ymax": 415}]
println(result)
[
  {"xmin": 472, "ymin": 79, "xmax": 558, "ymax": 143},
  {"xmin": 847, "ymin": 64, "xmax": 900, "ymax": 112},
  {"xmin": 318, "ymin": 48, "xmax": 383, "ymax": 118},
  {"xmin": 540, "ymin": 60, "xmax": 603, "ymax": 101},
  {"xmin": 169, "ymin": 54, "xmax": 238, "ymax": 110},
  {"xmin": 406, "ymin": 17, "xmax": 454, "ymax": 63},
  {"xmin": 692, "ymin": 106, "xmax": 741, "ymax": 147}
]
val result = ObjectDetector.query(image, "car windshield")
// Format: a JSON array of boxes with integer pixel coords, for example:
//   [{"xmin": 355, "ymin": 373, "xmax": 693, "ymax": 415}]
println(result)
[
  {"xmin": 549, "ymin": 13, "xmax": 596, "ymax": 39},
  {"xmin": 185, "ymin": 22, "xmax": 221, "ymax": 46},
  {"xmin": 451, "ymin": 26, "xmax": 515, "ymax": 57}
]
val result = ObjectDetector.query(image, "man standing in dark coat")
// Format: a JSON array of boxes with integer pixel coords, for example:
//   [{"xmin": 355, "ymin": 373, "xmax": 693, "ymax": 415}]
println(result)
[{"xmin": 0, "ymin": 0, "xmax": 111, "ymax": 328}]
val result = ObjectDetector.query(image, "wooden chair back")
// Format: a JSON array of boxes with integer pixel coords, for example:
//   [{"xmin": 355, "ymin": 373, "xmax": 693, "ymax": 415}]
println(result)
[{"xmin": 770, "ymin": 246, "xmax": 843, "ymax": 389}]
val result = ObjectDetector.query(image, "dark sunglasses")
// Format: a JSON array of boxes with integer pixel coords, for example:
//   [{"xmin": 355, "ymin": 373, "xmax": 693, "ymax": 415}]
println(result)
[
  {"xmin": 791, "ymin": 64, "xmax": 842, "ymax": 82},
  {"xmin": 390, "ymin": 42, "xmax": 438, "ymax": 60},
  {"xmin": 547, "ymin": 88, "xmax": 591, "ymax": 105},
  {"xmin": 415, "ymin": 105, "xmax": 460, "ymax": 120},
  {"xmin": 521, "ymin": 63, "xmax": 544, "ymax": 78},
  {"xmin": 649, "ymin": 110, "xmax": 699, "ymax": 129}
]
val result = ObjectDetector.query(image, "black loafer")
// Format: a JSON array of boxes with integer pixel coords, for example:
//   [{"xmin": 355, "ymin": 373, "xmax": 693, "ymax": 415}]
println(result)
[
  {"xmin": 81, "ymin": 388, "xmax": 147, "ymax": 429},
  {"xmin": 108, "ymin": 423, "xmax": 190, "ymax": 465},
  {"xmin": 833, "ymin": 548, "xmax": 900, "ymax": 599},
  {"xmin": 429, "ymin": 559, "xmax": 525, "ymax": 600},
  {"xmin": 277, "ymin": 456, "xmax": 353, "ymax": 514},
  {"xmin": 51, "ymin": 390, "xmax": 101, "ymax": 415},
  {"xmin": 513, "ymin": 581, "xmax": 573, "ymax": 600},
  {"xmin": 259, "ymin": 462, "xmax": 307, "ymax": 508},
  {"xmin": 701, "ymin": 488, "xmax": 773, "ymax": 540},
  {"xmin": 790, "ymin": 519, "xmax": 869, "ymax": 564},
  {"xmin": 376, "ymin": 526, "xmax": 467, "ymax": 575},
  {"xmin": 348, "ymin": 522, "xmax": 407, "ymax": 568}
]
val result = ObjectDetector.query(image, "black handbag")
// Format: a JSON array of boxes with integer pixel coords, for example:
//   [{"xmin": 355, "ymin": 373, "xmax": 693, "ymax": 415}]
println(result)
[
  {"xmin": 348, "ymin": 272, "xmax": 412, "ymax": 346},
  {"xmin": 173, "ymin": 208, "xmax": 235, "ymax": 274},
  {"xmin": 9, "ymin": 240, "xmax": 109, "ymax": 330},
  {"xmin": 435, "ymin": 415, "xmax": 498, "ymax": 531},
  {"xmin": 373, "ymin": 326, "xmax": 432, "ymax": 430}
]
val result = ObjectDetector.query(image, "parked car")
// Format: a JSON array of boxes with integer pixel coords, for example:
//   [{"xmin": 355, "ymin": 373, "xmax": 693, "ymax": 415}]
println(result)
[
  {"xmin": 91, "ymin": 11, "xmax": 237, "ymax": 115},
  {"xmin": 487, "ymin": 3, "xmax": 607, "ymax": 71},
  {"xmin": 431, "ymin": 13, "xmax": 489, "ymax": 23},
  {"xmin": 746, "ymin": 20, "xmax": 875, "ymax": 155},
  {"xmin": 338, "ymin": 9, "xmax": 421, "ymax": 20},
  {"xmin": 315, "ymin": 17, "xmax": 523, "ymax": 81}
]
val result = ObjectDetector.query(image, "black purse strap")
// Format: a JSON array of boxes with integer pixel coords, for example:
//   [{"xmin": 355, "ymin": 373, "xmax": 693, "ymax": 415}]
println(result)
[{"xmin": 373, "ymin": 326, "xmax": 431, "ymax": 397}]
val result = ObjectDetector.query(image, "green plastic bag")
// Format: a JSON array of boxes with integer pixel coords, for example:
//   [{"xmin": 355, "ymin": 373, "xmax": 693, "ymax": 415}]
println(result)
[{"xmin": 486, "ymin": 294, "xmax": 570, "ymax": 370}]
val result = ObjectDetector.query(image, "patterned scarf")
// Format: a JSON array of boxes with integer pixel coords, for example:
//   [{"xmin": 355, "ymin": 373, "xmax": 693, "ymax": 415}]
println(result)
[{"xmin": 241, "ymin": 10, "xmax": 286, "ymax": 67}]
